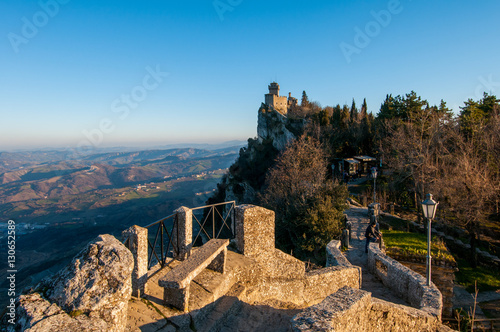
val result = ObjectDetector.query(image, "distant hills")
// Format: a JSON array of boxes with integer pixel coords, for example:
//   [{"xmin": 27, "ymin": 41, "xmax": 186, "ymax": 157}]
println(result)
[
  {"xmin": 0, "ymin": 144, "xmax": 243, "ymax": 306},
  {"xmin": 0, "ymin": 145, "xmax": 243, "ymax": 217}
]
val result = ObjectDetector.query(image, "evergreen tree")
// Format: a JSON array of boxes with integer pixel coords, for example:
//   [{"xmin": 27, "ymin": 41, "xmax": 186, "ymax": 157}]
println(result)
[
  {"xmin": 350, "ymin": 99, "xmax": 358, "ymax": 123},
  {"xmin": 378, "ymin": 94, "xmax": 397, "ymax": 119},
  {"xmin": 341, "ymin": 105, "xmax": 350, "ymax": 129},
  {"xmin": 360, "ymin": 98, "xmax": 368, "ymax": 119},
  {"xmin": 330, "ymin": 104, "xmax": 342, "ymax": 127},
  {"xmin": 301, "ymin": 91, "xmax": 310, "ymax": 108},
  {"xmin": 459, "ymin": 93, "xmax": 500, "ymax": 139}
]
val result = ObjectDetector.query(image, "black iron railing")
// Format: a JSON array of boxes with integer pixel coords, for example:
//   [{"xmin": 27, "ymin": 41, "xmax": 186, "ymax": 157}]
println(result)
[
  {"xmin": 144, "ymin": 213, "xmax": 178, "ymax": 270},
  {"xmin": 137, "ymin": 201, "xmax": 236, "ymax": 270},
  {"xmin": 191, "ymin": 201, "xmax": 236, "ymax": 246},
  {"xmin": 123, "ymin": 201, "xmax": 236, "ymax": 270}
]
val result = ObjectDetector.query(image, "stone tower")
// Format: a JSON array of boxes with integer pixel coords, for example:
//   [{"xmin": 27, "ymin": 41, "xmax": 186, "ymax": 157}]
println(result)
[
  {"xmin": 264, "ymin": 82, "xmax": 288, "ymax": 114},
  {"xmin": 268, "ymin": 82, "xmax": 280, "ymax": 95}
]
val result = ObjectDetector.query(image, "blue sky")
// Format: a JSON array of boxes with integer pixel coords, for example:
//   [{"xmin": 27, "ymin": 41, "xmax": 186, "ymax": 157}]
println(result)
[{"xmin": 1, "ymin": 0, "xmax": 499, "ymax": 151}]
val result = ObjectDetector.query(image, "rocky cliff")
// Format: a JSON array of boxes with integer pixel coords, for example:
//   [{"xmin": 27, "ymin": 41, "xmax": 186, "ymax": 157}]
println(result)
[
  {"xmin": 6, "ymin": 234, "xmax": 133, "ymax": 332},
  {"xmin": 214, "ymin": 105, "xmax": 306, "ymax": 205},
  {"xmin": 257, "ymin": 104, "xmax": 305, "ymax": 151}
]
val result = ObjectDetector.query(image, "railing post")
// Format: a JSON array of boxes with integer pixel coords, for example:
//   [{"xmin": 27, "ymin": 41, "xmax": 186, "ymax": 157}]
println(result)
[
  {"xmin": 173, "ymin": 206, "xmax": 192, "ymax": 261},
  {"xmin": 122, "ymin": 225, "xmax": 148, "ymax": 297}
]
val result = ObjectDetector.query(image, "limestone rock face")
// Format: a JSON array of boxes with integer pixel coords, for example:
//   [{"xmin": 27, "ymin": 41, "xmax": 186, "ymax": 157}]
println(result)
[
  {"xmin": 224, "ymin": 178, "xmax": 256, "ymax": 205},
  {"xmin": 16, "ymin": 234, "xmax": 133, "ymax": 332},
  {"xmin": 16, "ymin": 293, "xmax": 108, "ymax": 332},
  {"xmin": 257, "ymin": 108, "xmax": 299, "ymax": 151}
]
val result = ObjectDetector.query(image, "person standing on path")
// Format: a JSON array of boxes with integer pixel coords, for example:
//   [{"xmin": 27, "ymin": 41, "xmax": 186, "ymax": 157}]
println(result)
[{"xmin": 365, "ymin": 219, "xmax": 381, "ymax": 253}]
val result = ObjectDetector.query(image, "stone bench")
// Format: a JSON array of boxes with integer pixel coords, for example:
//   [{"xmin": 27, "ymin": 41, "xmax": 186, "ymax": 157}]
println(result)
[{"xmin": 158, "ymin": 238, "xmax": 229, "ymax": 311}]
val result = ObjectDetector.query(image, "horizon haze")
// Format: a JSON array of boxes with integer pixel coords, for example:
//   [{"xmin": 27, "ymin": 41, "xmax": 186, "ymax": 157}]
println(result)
[{"xmin": 1, "ymin": 0, "xmax": 499, "ymax": 150}]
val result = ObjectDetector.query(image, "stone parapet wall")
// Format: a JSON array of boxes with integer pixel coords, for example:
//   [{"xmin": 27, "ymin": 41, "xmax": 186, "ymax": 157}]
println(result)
[
  {"xmin": 292, "ymin": 286, "xmax": 453, "ymax": 332},
  {"xmin": 233, "ymin": 207, "xmax": 362, "ymax": 307},
  {"xmin": 401, "ymin": 262, "xmax": 455, "ymax": 318},
  {"xmin": 302, "ymin": 266, "xmax": 360, "ymax": 305},
  {"xmin": 250, "ymin": 261, "xmax": 361, "ymax": 307},
  {"xmin": 256, "ymin": 248, "xmax": 305, "ymax": 279},
  {"xmin": 326, "ymin": 239, "xmax": 354, "ymax": 267},
  {"xmin": 367, "ymin": 242, "xmax": 443, "ymax": 317}
]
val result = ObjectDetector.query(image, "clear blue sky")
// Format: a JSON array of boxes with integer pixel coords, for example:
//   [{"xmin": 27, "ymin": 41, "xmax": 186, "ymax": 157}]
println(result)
[{"xmin": 1, "ymin": 0, "xmax": 499, "ymax": 151}]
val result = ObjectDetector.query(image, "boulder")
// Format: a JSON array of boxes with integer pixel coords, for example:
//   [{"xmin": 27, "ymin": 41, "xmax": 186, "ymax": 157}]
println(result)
[
  {"xmin": 16, "ymin": 293, "xmax": 108, "ymax": 332},
  {"xmin": 16, "ymin": 234, "xmax": 134, "ymax": 332}
]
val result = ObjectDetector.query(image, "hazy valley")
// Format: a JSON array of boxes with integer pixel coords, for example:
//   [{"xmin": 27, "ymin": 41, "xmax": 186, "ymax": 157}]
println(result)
[{"xmin": 0, "ymin": 144, "xmax": 243, "ymax": 307}]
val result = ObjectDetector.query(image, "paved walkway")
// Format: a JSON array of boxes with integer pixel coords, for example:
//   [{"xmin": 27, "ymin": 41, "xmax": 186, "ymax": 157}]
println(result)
[{"xmin": 343, "ymin": 205, "xmax": 409, "ymax": 306}]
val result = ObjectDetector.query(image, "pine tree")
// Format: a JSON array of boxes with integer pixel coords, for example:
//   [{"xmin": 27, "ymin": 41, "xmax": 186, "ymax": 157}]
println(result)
[
  {"xmin": 360, "ymin": 98, "xmax": 368, "ymax": 119},
  {"xmin": 350, "ymin": 99, "xmax": 358, "ymax": 123},
  {"xmin": 301, "ymin": 91, "xmax": 310, "ymax": 108}
]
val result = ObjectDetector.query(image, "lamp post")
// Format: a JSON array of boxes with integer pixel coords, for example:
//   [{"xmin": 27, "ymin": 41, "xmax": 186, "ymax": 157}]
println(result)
[
  {"xmin": 421, "ymin": 193, "xmax": 439, "ymax": 286},
  {"xmin": 371, "ymin": 167, "xmax": 378, "ymax": 204}
]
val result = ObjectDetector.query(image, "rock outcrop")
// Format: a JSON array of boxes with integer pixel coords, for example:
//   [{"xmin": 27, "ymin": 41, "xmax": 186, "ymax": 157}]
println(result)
[
  {"xmin": 257, "ymin": 106, "xmax": 304, "ymax": 151},
  {"xmin": 16, "ymin": 293, "xmax": 108, "ymax": 331},
  {"xmin": 15, "ymin": 234, "xmax": 133, "ymax": 332}
]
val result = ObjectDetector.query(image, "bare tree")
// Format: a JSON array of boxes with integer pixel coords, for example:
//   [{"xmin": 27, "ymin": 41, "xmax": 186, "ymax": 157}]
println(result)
[
  {"xmin": 380, "ymin": 105, "xmax": 455, "ymax": 221},
  {"xmin": 436, "ymin": 114, "xmax": 500, "ymax": 266},
  {"xmin": 260, "ymin": 135, "xmax": 348, "ymax": 260}
]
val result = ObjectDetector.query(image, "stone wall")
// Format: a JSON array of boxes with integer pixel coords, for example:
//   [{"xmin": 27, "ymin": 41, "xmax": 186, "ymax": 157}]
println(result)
[
  {"xmin": 121, "ymin": 203, "xmax": 362, "ymax": 317},
  {"xmin": 367, "ymin": 242, "xmax": 443, "ymax": 317},
  {"xmin": 248, "ymin": 259, "xmax": 361, "ymax": 307},
  {"xmin": 234, "ymin": 205, "xmax": 361, "ymax": 307},
  {"xmin": 265, "ymin": 93, "xmax": 288, "ymax": 114},
  {"xmin": 326, "ymin": 239, "xmax": 355, "ymax": 267},
  {"xmin": 292, "ymin": 286, "xmax": 453, "ymax": 332},
  {"xmin": 400, "ymin": 262, "xmax": 455, "ymax": 318}
]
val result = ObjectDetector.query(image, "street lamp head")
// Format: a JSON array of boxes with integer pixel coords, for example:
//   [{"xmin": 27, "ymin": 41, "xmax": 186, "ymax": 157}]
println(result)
[
  {"xmin": 371, "ymin": 167, "xmax": 378, "ymax": 179},
  {"xmin": 421, "ymin": 193, "xmax": 439, "ymax": 219}
]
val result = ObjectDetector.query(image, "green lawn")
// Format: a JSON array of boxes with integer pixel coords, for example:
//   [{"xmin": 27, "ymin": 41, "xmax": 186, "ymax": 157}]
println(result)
[
  {"xmin": 383, "ymin": 230, "xmax": 500, "ymax": 293},
  {"xmin": 382, "ymin": 230, "xmax": 455, "ymax": 261},
  {"xmin": 454, "ymin": 258, "xmax": 500, "ymax": 293}
]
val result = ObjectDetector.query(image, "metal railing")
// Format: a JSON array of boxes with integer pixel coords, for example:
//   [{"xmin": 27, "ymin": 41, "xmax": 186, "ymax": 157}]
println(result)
[
  {"xmin": 144, "ymin": 213, "xmax": 178, "ymax": 270},
  {"xmin": 137, "ymin": 201, "xmax": 236, "ymax": 270},
  {"xmin": 191, "ymin": 201, "xmax": 236, "ymax": 246}
]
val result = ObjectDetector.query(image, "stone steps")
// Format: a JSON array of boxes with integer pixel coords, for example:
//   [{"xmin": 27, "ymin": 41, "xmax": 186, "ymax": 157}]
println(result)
[
  {"xmin": 191, "ymin": 283, "xmax": 246, "ymax": 332},
  {"xmin": 191, "ymin": 283, "xmax": 301, "ymax": 332}
]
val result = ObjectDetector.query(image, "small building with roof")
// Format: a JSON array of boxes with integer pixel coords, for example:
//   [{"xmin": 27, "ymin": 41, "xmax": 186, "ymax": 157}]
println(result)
[{"xmin": 353, "ymin": 155, "xmax": 377, "ymax": 174}]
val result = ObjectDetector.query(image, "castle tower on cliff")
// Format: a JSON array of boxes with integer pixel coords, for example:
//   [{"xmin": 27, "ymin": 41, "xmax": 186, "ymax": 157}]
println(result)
[{"xmin": 264, "ymin": 82, "xmax": 288, "ymax": 115}]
